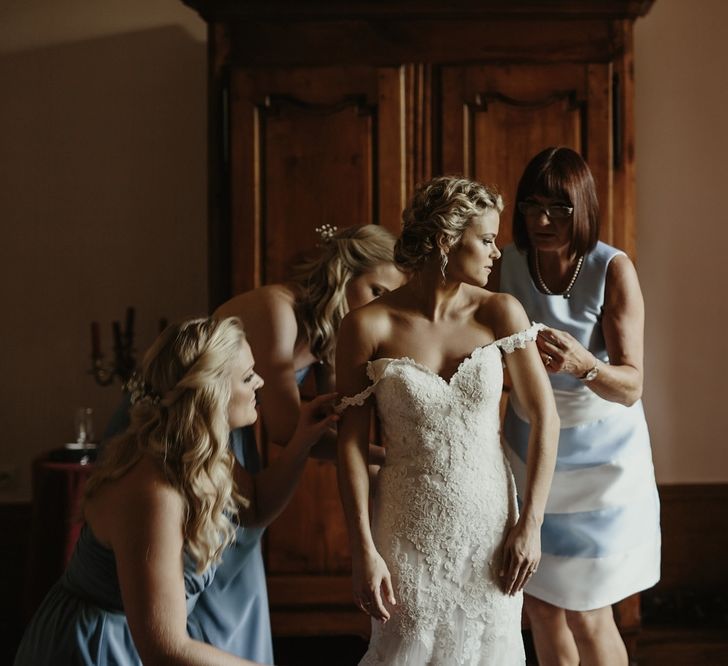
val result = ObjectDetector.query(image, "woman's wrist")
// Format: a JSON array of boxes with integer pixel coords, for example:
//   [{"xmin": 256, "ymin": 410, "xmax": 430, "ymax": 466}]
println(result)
[
  {"xmin": 351, "ymin": 539, "xmax": 378, "ymax": 561},
  {"xmin": 517, "ymin": 507, "xmax": 544, "ymax": 529},
  {"xmin": 276, "ymin": 432, "xmax": 314, "ymax": 468},
  {"xmin": 575, "ymin": 353, "xmax": 599, "ymax": 380}
]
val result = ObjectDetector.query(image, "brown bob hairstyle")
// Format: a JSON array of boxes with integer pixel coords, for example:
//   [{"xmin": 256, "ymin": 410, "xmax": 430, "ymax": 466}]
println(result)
[{"xmin": 512, "ymin": 146, "xmax": 600, "ymax": 257}]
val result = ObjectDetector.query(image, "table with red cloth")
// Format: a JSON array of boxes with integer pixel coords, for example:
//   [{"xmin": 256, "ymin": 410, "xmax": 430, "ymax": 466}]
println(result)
[{"xmin": 23, "ymin": 454, "xmax": 95, "ymax": 621}]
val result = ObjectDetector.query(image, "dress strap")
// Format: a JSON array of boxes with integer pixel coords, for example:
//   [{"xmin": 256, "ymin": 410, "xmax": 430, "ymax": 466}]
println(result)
[
  {"xmin": 494, "ymin": 322, "xmax": 545, "ymax": 354},
  {"xmin": 334, "ymin": 362, "xmax": 385, "ymax": 414}
]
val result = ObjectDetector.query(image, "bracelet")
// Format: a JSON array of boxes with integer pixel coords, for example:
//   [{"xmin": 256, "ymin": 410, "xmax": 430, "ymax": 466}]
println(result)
[{"xmin": 579, "ymin": 360, "xmax": 600, "ymax": 382}]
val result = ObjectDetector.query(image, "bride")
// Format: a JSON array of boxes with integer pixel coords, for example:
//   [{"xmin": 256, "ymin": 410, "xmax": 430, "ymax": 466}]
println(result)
[{"xmin": 336, "ymin": 176, "xmax": 560, "ymax": 664}]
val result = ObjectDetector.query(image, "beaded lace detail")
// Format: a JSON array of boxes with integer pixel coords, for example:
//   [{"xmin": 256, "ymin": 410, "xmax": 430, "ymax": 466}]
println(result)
[
  {"xmin": 340, "ymin": 325, "xmax": 541, "ymax": 665},
  {"xmin": 494, "ymin": 322, "xmax": 545, "ymax": 353},
  {"xmin": 336, "ymin": 323, "xmax": 544, "ymax": 415}
]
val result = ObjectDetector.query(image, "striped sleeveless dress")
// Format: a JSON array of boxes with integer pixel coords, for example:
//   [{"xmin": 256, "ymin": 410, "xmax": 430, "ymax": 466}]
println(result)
[{"xmin": 500, "ymin": 241, "xmax": 660, "ymax": 611}]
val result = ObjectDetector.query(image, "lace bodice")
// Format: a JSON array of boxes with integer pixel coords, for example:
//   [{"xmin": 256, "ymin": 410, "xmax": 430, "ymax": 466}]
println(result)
[
  {"xmin": 340, "ymin": 325, "xmax": 541, "ymax": 665},
  {"xmin": 337, "ymin": 323, "xmax": 544, "ymax": 413}
]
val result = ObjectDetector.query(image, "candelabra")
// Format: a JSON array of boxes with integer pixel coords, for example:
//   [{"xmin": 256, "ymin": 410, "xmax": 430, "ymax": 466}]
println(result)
[
  {"xmin": 89, "ymin": 307, "xmax": 138, "ymax": 386},
  {"xmin": 89, "ymin": 309, "xmax": 169, "ymax": 388}
]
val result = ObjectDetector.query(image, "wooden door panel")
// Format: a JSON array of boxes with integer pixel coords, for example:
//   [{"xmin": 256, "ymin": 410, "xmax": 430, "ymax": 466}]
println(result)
[
  {"xmin": 442, "ymin": 64, "xmax": 612, "ymax": 249},
  {"xmin": 230, "ymin": 66, "xmax": 406, "ymax": 293},
  {"xmin": 263, "ymin": 96, "xmax": 375, "ymax": 284},
  {"xmin": 266, "ymin": 454, "xmax": 352, "ymax": 574},
  {"xmin": 470, "ymin": 95, "xmax": 584, "ymax": 247}
]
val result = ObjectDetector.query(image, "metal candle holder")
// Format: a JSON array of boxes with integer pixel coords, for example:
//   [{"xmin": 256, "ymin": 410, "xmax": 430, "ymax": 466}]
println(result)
[
  {"xmin": 89, "ymin": 307, "xmax": 137, "ymax": 386},
  {"xmin": 89, "ymin": 310, "xmax": 169, "ymax": 387}
]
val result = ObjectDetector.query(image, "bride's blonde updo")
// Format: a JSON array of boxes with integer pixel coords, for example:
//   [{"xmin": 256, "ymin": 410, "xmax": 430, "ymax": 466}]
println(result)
[
  {"xmin": 84, "ymin": 317, "xmax": 247, "ymax": 572},
  {"xmin": 394, "ymin": 176, "xmax": 503, "ymax": 273}
]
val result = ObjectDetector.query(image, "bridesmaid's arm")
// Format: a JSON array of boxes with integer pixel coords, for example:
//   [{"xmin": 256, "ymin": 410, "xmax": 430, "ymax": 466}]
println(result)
[
  {"xmin": 307, "ymin": 362, "xmax": 339, "ymax": 459},
  {"xmin": 110, "ymin": 466, "xmax": 259, "ymax": 665},
  {"xmin": 235, "ymin": 392, "xmax": 339, "ymax": 529},
  {"xmin": 336, "ymin": 309, "xmax": 395, "ymax": 622}
]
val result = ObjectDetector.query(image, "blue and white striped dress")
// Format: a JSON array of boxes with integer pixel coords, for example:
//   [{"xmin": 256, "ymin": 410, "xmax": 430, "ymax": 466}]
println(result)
[{"xmin": 500, "ymin": 241, "xmax": 661, "ymax": 611}]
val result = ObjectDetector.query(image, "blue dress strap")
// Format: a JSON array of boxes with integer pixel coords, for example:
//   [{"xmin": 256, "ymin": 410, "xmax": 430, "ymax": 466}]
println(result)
[{"xmin": 494, "ymin": 322, "xmax": 545, "ymax": 354}]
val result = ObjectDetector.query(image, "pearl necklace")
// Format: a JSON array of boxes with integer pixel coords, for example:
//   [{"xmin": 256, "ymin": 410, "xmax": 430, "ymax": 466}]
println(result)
[{"xmin": 533, "ymin": 251, "xmax": 584, "ymax": 299}]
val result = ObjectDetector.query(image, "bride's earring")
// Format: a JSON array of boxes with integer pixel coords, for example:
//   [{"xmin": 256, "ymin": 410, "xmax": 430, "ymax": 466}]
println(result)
[{"xmin": 439, "ymin": 249, "xmax": 449, "ymax": 285}]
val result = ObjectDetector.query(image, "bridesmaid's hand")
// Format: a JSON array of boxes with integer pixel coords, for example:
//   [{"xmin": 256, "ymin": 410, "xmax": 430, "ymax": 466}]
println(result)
[
  {"xmin": 288, "ymin": 392, "xmax": 339, "ymax": 452},
  {"xmin": 500, "ymin": 519, "xmax": 541, "ymax": 596},
  {"xmin": 352, "ymin": 547, "xmax": 396, "ymax": 622},
  {"xmin": 536, "ymin": 327, "xmax": 595, "ymax": 378}
]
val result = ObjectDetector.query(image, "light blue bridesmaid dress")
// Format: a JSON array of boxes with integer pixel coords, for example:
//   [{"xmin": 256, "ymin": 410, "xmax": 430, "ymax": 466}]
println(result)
[
  {"xmin": 186, "ymin": 365, "xmax": 311, "ymax": 663},
  {"xmin": 186, "ymin": 424, "xmax": 272, "ymax": 661},
  {"xmin": 98, "ymin": 366, "xmax": 312, "ymax": 663},
  {"xmin": 500, "ymin": 241, "xmax": 661, "ymax": 611},
  {"xmin": 14, "ymin": 524, "xmax": 215, "ymax": 665}
]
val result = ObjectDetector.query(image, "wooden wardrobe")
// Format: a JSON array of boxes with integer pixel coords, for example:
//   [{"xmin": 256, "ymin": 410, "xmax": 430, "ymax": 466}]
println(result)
[{"xmin": 182, "ymin": 0, "xmax": 654, "ymax": 649}]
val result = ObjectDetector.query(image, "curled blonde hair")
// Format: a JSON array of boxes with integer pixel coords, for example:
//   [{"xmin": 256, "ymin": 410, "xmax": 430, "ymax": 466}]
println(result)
[
  {"xmin": 84, "ymin": 317, "xmax": 247, "ymax": 572},
  {"xmin": 395, "ymin": 175, "xmax": 503, "ymax": 272},
  {"xmin": 290, "ymin": 224, "xmax": 397, "ymax": 365}
]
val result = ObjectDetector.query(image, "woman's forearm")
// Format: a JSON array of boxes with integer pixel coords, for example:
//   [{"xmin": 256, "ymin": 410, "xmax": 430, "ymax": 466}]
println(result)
[
  {"xmin": 518, "ymin": 411, "xmax": 560, "ymax": 526},
  {"xmin": 337, "ymin": 440, "xmax": 376, "ymax": 553},
  {"xmin": 147, "ymin": 636, "xmax": 260, "ymax": 666},
  {"xmin": 576, "ymin": 356, "xmax": 642, "ymax": 406},
  {"xmin": 308, "ymin": 427, "xmax": 338, "ymax": 459},
  {"xmin": 245, "ymin": 439, "xmax": 310, "ymax": 528}
]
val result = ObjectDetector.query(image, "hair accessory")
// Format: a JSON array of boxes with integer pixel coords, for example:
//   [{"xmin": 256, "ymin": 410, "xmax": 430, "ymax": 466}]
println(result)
[
  {"xmin": 124, "ymin": 372, "xmax": 161, "ymax": 406},
  {"xmin": 315, "ymin": 224, "xmax": 338, "ymax": 245}
]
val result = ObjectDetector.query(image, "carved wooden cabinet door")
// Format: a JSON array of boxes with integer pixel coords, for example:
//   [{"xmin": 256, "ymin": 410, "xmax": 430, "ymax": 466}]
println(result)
[
  {"xmin": 441, "ymin": 62, "xmax": 629, "ymax": 254},
  {"xmin": 228, "ymin": 66, "xmax": 407, "ymax": 294}
]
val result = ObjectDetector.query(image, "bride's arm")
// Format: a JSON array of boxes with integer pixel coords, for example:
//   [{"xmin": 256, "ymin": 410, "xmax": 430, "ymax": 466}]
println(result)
[
  {"xmin": 336, "ymin": 309, "xmax": 395, "ymax": 623},
  {"xmin": 494, "ymin": 294, "xmax": 560, "ymax": 595}
]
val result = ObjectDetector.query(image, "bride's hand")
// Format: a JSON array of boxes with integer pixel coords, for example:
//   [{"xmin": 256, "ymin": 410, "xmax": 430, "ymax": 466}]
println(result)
[
  {"xmin": 352, "ymin": 547, "xmax": 396, "ymax": 622},
  {"xmin": 500, "ymin": 519, "xmax": 541, "ymax": 596}
]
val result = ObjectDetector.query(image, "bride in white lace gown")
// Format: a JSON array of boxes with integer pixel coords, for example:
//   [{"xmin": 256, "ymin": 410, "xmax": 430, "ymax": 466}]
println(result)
[{"xmin": 336, "ymin": 176, "xmax": 559, "ymax": 665}]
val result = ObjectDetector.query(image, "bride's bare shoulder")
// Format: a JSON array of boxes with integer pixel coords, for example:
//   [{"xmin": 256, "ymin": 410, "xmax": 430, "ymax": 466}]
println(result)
[{"xmin": 473, "ymin": 288, "xmax": 529, "ymax": 334}]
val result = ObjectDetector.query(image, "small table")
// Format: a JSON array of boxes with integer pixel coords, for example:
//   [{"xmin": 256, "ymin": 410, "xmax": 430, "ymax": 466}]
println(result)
[{"xmin": 23, "ymin": 454, "xmax": 95, "ymax": 621}]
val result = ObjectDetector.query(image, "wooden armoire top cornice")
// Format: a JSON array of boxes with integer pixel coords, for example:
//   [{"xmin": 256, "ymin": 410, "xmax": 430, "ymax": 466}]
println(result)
[{"xmin": 182, "ymin": 1, "xmax": 654, "ymax": 22}]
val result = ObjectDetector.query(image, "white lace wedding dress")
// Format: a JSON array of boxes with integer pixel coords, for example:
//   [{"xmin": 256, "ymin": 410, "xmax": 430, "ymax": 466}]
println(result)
[{"xmin": 339, "ymin": 325, "xmax": 542, "ymax": 665}]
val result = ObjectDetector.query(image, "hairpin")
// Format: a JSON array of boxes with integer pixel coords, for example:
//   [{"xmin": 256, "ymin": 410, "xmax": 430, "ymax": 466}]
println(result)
[
  {"xmin": 315, "ymin": 224, "xmax": 338, "ymax": 245},
  {"xmin": 124, "ymin": 372, "xmax": 161, "ymax": 406}
]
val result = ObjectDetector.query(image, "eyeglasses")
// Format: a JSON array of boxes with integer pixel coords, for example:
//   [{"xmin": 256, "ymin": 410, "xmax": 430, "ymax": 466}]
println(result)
[{"xmin": 517, "ymin": 201, "xmax": 574, "ymax": 220}]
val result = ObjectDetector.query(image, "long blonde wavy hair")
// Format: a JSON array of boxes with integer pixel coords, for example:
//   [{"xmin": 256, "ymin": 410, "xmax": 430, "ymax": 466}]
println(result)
[
  {"xmin": 290, "ymin": 224, "xmax": 397, "ymax": 366},
  {"xmin": 84, "ymin": 317, "xmax": 247, "ymax": 572}
]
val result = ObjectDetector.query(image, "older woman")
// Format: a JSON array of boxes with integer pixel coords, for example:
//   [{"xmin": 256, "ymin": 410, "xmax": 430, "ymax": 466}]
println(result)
[{"xmin": 498, "ymin": 147, "xmax": 660, "ymax": 665}]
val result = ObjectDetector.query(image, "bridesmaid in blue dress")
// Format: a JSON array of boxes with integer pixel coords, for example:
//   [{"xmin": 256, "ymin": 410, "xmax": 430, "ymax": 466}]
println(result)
[
  {"xmin": 98, "ymin": 225, "xmax": 405, "ymax": 663},
  {"xmin": 201, "ymin": 224, "xmax": 404, "ymax": 662},
  {"xmin": 15, "ymin": 317, "xmax": 337, "ymax": 665},
  {"xmin": 498, "ymin": 147, "xmax": 660, "ymax": 666}
]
